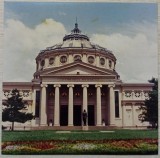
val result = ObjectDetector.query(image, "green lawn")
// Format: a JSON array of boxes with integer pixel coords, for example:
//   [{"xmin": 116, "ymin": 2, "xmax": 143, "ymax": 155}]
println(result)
[
  {"xmin": 2, "ymin": 129, "xmax": 158, "ymax": 155},
  {"xmin": 2, "ymin": 129, "xmax": 158, "ymax": 142}
]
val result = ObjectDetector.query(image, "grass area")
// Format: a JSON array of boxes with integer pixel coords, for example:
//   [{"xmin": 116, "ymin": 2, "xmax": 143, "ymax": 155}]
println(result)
[
  {"xmin": 2, "ymin": 129, "xmax": 158, "ymax": 155},
  {"xmin": 2, "ymin": 129, "xmax": 158, "ymax": 142}
]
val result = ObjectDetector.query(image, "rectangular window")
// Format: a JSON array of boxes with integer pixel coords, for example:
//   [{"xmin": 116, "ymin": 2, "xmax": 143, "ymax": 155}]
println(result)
[
  {"xmin": 115, "ymin": 91, "xmax": 119, "ymax": 118},
  {"xmin": 35, "ymin": 91, "xmax": 40, "ymax": 117}
]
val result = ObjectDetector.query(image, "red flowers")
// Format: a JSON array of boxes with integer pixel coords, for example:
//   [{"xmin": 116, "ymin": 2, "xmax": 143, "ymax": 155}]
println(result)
[{"xmin": 2, "ymin": 139, "xmax": 158, "ymax": 154}]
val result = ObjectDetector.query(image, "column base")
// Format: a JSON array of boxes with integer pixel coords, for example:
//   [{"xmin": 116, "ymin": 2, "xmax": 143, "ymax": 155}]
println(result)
[
  {"xmin": 96, "ymin": 124, "xmax": 102, "ymax": 126},
  {"xmin": 109, "ymin": 124, "xmax": 116, "ymax": 127},
  {"xmin": 54, "ymin": 124, "xmax": 60, "ymax": 126},
  {"xmin": 68, "ymin": 124, "xmax": 73, "ymax": 126},
  {"xmin": 82, "ymin": 126, "xmax": 88, "ymax": 131},
  {"xmin": 40, "ymin": 124, "xmax": 48, "ymax": 126}
]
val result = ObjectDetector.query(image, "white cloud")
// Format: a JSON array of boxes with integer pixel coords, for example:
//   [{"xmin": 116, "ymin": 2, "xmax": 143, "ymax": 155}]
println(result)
[
  {"xmin": 91, "ymin": 22, "xmax": 158, "ymax": 83},
  {"xmin": 3, "ymin": 18, "xmax": 157, "ymax": 83},
  {"xmin": 4, "ymin": 19, "xmax": 67, "ymax": 81}
]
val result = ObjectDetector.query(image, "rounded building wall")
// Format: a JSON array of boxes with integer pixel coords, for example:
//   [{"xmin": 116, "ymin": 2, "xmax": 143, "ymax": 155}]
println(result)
[{"xmin": 36, "ymin": 50, "xmax": 115, "ymax": 72}]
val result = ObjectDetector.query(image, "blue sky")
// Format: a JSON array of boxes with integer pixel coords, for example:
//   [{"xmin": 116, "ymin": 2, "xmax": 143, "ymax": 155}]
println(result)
[
  {"xmin": 3, "ymin": 2, "xmax": 158, "ymax": 82},
  {"xmin": 5, "ymin": 2, "xmax": 157, "ymax": 34}
]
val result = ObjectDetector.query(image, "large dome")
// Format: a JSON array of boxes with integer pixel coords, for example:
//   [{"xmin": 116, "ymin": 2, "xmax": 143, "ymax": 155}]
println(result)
[
  {"xmin": 40, "ymin": 23, "xmax": 113, "ymax": 53},
  {"xmin": 34, "ymin": 22, "xmax": 118, "ymax": 80}
]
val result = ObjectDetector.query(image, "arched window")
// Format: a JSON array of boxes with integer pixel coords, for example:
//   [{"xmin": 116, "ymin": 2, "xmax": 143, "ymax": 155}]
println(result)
[
  {"xmin": 109, "ymin": 60, "xmax": 112, "ymax": 68},
  {"xmin": 40, "ymin": 60, "xmax": 45, "ymax": 67},
  {"xmin": 60, "ymin": 56, "xmax": 67, "ymax": 63},
  {"xmin": 88, "ymin": 56, "xmax": 95, "ymax": 64},
  {"xmin": 49, "ymin": 57, "xmax": 54, "ymax": 65},
  {"xmin": 74, "ymin": 55, "xmax": 82, "ymax": 62},
  {"xmin": 100, "ymin": 58, "xmax": 105, "ymax": 66}
]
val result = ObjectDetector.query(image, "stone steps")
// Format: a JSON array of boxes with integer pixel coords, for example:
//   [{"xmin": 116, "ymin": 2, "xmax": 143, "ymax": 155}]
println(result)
[{"xmin": 31, "ymin": 126, "xmax": 118, "ymax": 131}]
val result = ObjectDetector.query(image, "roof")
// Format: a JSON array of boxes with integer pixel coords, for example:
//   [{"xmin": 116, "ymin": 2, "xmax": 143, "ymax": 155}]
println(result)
[{"xmin": 39, "ymin": 22, "xmax": 113, "ymax": 55}]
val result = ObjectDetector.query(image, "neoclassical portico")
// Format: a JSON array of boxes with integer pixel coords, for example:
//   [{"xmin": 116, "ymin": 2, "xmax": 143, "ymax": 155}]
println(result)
[{"xmin": 39, "ymin": 83, "xmax": 116, "ymax": 127}]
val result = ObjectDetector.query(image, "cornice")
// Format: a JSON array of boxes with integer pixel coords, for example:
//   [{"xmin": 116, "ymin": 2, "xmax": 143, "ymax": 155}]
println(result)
[
  {"xmin": 120, "ymin": 83, "xmax": 154, "ymax": 87},
  {"xmin": 36, "ymin": 47, "xmax": 116, "ymax": 62},
  {"xmin": 3, "ymin": 82, "xmax": 33, "ymax": 86}
]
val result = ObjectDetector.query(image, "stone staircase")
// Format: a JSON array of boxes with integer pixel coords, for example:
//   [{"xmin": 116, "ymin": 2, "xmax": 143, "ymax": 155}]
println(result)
[{"xmin": 31, "ymin": 126, "xmax": 118, "ymax": 131}]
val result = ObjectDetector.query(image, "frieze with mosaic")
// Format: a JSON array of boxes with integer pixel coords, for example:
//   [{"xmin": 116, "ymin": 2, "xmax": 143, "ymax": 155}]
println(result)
[
  {"xmin": 22, "ymin": 90, "xmax": 30, "ymax": 97},
  {"xmin": 124, "ymin": 91, "xmax": 132, "ymax": 97},
  {"xmin": 134, "ymin": 91, "xmax": 141, "ymax": 98},
  {"xmin": 4, "ymin": 90, "xmax": 10, "ymax": 97},
  {"xmin": 144, "ymin": 91, "xmax": 149, "ymax": 98}
]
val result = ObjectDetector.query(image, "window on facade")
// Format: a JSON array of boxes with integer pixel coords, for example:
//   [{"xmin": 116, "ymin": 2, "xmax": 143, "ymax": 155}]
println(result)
[
  {"xmin": 74, "ymin": 55, "xmax": 82, "ymax": 62},
  {"xmin": 100, "ymin": 58, "xmax": 105, "ymax": 66},
  {"xmin": 88, "ymin": 56, "xmax": 95, "ymax": 64},
  {"xmin": 49, "ymin": 57, "xmax": 54, "ymax": 65},
  {"xmin": 115, "ymin": 91, "xmax": 119, "ymax": 118},
  {"xmin": 60, "ymin": 56, "xmax": 67, "ymax": 63},
  {"xmin": 109, "ymin": 60, "xmax": 112, "ymax": 68},
  {"xmin": 40, "ymin": 60, "xmax": 45, "ymax": 67},
  {"xmin": 35, "ymin": 91, "xmax": 40, "ymax": 117}
]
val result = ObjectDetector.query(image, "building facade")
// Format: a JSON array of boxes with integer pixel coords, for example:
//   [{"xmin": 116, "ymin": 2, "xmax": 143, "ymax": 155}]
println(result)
[{"xmin": 2, "ymin": 23, "xmax": 153, "ymax": 129}]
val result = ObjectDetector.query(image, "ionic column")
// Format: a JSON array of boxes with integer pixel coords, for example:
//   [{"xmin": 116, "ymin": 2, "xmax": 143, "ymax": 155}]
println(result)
[
  {"xmin": 122, "ymin": 103, "xmax": 125, "ymax": 127},
  {"xmin": 38, "ymin": 61, "xmax": 41, "ymax": 70},
  {"xmin": 96, "ymin": 55, "xmax": 100, "ymax": 67},
  {"xmin": 82, "ymin": 84, "xmax": 89, "ymax": 112},
  {"xmin": 68, "ymin": 54, "xmax": 73, "ymax": 63},
  {"xmin": 40, "ymin": 84, "xmax": 48, "ymax": 126},
  {"xmin": 82, "ymin": 53, "xmax": 87, "ymax": 63},
  {"xmin": 31, "ymin": 89, "xmax": 36, "ymax": 126},
  {"xmin": 106, "ymin": 58, "xmax": 109, "ymax": 69},
  {"xmin": 44, "ymin": 58, "xmax": 49, "ymax": 68},
  {"xmin": 132, "ymin": 103, "xmax": 135, "ymax": 127},
  {"xmin": 55, "ymin": 55, "xmax": 59, "ymax": 67},
  {"xmin": 95, "ymin": 84, "xmax": 102, "ymax": 126},
  {"xmin": 108, "ymin": 84, "xmax": 115, "ymax": 126},
  {"xmin": 54, "ymin": 84, "xmax": 61, "ymax": 126},
  {"xmin": 67, "ymin": 84, "xmax": 74, "ymax": 126}
]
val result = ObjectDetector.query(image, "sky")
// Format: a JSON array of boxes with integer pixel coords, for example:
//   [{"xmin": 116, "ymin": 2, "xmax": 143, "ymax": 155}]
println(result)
[{"xmin": 3, "ymin": 1, "xmax": 158, "ymax": 83}]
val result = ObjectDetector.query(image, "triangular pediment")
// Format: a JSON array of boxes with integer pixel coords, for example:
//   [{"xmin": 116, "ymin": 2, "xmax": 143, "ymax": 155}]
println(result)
[{"xmin": 41, "ymin": 62, "xmax": 117, "ymax": 76}]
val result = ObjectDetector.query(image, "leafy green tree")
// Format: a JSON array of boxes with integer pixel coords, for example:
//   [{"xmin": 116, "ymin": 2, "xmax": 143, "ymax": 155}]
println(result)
[
  {"xmin": 2, "ymin": 89, "xmax": 34, "ymax": 131},
  {"xmin": 139, "ymin": 78, "xmax": 158, "ymax": 128}
]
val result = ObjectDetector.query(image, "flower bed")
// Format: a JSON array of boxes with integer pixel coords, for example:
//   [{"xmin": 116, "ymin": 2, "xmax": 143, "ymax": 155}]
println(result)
[{"xmin": 2, "ymin": 139, "xmax": 158, "ymax": 155}]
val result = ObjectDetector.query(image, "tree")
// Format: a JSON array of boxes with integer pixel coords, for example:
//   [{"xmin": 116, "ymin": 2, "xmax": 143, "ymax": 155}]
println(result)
[
  {"xmin": 139, "ymin": 78, "xmax": 158, "ymax": 128},
  {"xmin": 2, "ymin": 89, "xmax": 34, "ymax": 131}
]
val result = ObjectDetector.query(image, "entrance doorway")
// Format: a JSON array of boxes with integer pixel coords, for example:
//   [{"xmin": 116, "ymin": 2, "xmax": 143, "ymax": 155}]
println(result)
[
  {"xmin": 88, "ymin": 105, "xmax": 95, "ymax": 126},
  {"xmin": 74, "ymin": 105, "xmax": 82, "ymax": 126},
  {"xmin": 60, "ymin": 105, "xmax": 68, "ymax": 126}
]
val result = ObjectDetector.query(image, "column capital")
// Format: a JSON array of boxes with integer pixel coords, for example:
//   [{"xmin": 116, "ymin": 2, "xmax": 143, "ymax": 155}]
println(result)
[
  {"xmin": 54, "ymin": 84, "xmax": 61, "ymax": 88},
  {"xmin": 108, "ymin": 84, "xmax": 115, "ymax": 88},
  {"xmin": 41, "ymin": 84, "xmax": 48, "ymax": 88},
  {"xmin": 82, "ymin": 84, "xmax": 89, "ymax": 88},
  {"xmin": 95, "ymin": 84, "xmax": 102, "ymax": 88},
  {"xmin": 67, "ymin": 84, "xmax": 74, "ymax": 88}
]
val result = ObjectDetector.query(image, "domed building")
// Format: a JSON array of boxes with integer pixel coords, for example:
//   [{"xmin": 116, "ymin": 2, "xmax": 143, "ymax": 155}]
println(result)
[{"xmin": 3, "ymin": 22, "xmax": 153, "ymax": 129}]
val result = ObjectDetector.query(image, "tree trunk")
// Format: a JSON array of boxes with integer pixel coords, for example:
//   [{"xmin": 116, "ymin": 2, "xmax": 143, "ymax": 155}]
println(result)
[{"xmin": 12, "ymin": 122, "xmax": 14, "ymax": 131}]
